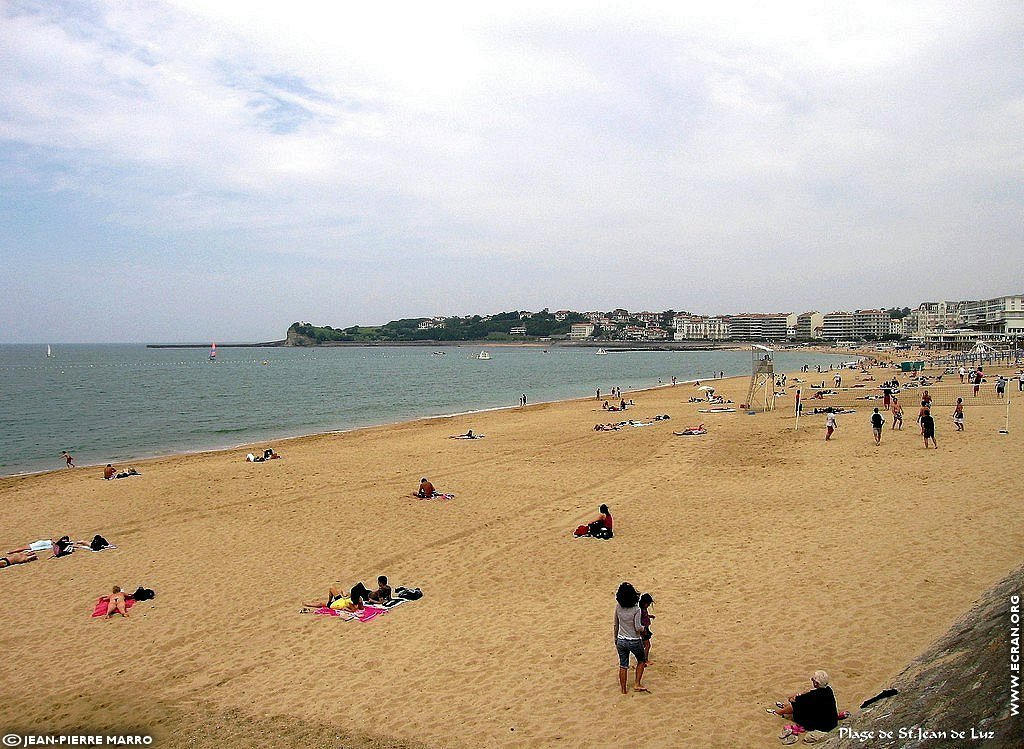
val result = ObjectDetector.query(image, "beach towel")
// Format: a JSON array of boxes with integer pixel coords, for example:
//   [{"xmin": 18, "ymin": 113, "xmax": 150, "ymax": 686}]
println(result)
[
  {"xmin": 379, "ymin": 598, "xmax": 406, "ymax": 609},
  {"xmin": 698, "ymin": 407, "xmax": 736, "ymax": 413},
  {"xmin": 357, "ymin": 605, "xmax": 388, "ymax": 622},
  {"xmin": 674, "ymin": 428, "xmax": 707, "ymax": 436},
  {"xmin": 28, "ymin": 539, "xmax": 54, "ymax": 552},
  {"xmin": 449, "ymin": 435, "xmax": 484, "ymax": 439},
  {"xmin": 91, "ymin": 596, "xmax": 136, "ymax": 618},
  {"xmin": 89, "ymin": 544, "xmax": 117, "ymax": 552},
  {"xmin": 305, "ymin": 606, "xmax": 356, "ymax": 620},
  {"xmin": 415, "ymin": 492, "xmax": 455, "ymax": 500}
]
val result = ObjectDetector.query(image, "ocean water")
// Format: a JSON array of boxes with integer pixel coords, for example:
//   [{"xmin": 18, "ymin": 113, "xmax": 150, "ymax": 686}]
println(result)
[{"xmin": 0, "ymin": 344, "xmax": 849, "ymax": 476}]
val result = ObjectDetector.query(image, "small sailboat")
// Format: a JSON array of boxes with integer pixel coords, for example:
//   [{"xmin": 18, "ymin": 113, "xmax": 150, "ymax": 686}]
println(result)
[
  {"xmin": 46, "ymin": 345, "xmax": 54, "ymax": 358},
  {"xmin": 209, "ymin": 343, "xmax": 217, "ymax": 361},
  {"xmin": 595, "ymin": 348, "xmax": 608, "ymax": 355},
  {"xmin": 477, "ymin": 350, "xmax": 491, "ymax": 360}
]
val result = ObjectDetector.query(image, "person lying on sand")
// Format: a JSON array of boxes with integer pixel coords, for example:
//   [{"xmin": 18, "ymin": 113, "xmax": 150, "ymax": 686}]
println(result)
[
  {"xmin": 305, "ymin": 583, "xmax": 373, "ymax": 612},
  {"xmin": 449, "ymin": 430, "xmax": 483, "ymax": 439},
  {"xmin": 416, "ymin": 478, "xmax": 435, "ymax": 498},
  {"xmin": 767, "ymin": 670, "xmax": 838, "ymax": 732},
  {"xmin": 0, "ymin": 550, "xmax": 38, "ymax": 569},
  {"xmin": 106, "ymin": 586, "xmax": 130, "ymax": 619},
  {"xmin": 104, "ymin": 464, "xmax": 141, "ymax": 479}
]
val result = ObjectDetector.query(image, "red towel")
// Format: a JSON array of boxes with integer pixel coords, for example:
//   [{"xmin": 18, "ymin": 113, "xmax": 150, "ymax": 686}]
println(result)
[{"xmin": 92, "ymin": 595, "xmax": 136, "ymax": 617}]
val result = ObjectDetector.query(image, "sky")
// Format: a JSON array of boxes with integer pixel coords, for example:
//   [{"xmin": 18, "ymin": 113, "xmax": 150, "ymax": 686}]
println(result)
[{"xmin": 1, "ymin": 0, "xmax": 1022, "ymax": 342}]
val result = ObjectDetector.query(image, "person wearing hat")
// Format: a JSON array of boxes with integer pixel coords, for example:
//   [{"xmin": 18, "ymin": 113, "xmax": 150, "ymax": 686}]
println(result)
[{"xmin": 767, "ymin": 670, "xmax": 839, "ymax": 732}]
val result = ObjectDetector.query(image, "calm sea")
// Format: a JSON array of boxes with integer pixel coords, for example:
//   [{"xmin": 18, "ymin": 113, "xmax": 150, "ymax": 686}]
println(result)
[{"xmin": 0, "ymin": 344, "xmax": 848, "ymax": 476}]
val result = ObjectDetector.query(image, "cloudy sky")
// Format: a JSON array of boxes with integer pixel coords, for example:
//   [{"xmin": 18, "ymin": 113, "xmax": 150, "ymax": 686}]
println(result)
[{"xmin": 1, "ymin": 0, "xmax": 1021, "ymax": 342}]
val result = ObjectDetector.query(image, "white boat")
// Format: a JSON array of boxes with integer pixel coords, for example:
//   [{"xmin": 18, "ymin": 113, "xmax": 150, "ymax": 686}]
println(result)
[
  {"xmin": 209, "ymin": 343, "xmax": 217, "ymax": 361},
  {"xmin": 595, "ymin": 348, "xmax": 608, "ymax": 355},
  {"xmin": 432, "ymin": 351, "xmax": 447, "ymax": 356},
  {"xmin": 477, "ymin": 350, "xmax": 491, "ymax": 360},
  {"xmin": 46, "ymin": 345, "xmax": 53, "ymax": 358}
]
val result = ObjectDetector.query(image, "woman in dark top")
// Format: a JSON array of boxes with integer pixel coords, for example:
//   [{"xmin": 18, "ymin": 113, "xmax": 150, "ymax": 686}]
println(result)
[
  {"xmin": 588, "ymin": 505, "xmax": 613, "ymax": 538},
  {"xmin": 769, "ymin": 670, "xmax": 838, "ymax": 731}
]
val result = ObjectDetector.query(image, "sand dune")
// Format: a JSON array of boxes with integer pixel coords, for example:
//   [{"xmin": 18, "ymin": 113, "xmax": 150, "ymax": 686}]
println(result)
[{"xmin": 1, "ymin": 365, "xmax": 1021, "ymax": 748}]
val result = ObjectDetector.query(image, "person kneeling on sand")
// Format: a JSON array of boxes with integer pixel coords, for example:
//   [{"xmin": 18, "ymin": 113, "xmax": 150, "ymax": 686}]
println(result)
[
  {"xmin": 767, "ymin": 670, "xmax": 838, "ymax": 731},
  {"xmin": 0, "ymin": 550, "xmax": 38, "ymax": 569},
  {"xmin": 417, "ymin": 477, "xmax": 435, "ymax": 498}
]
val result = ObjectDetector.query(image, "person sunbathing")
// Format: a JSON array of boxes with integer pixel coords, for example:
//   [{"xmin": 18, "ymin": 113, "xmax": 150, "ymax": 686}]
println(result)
[
  {"xmin": 105, "ymin": 586, "xmax": 130, "ymax": 619},
  {"xmin": 0, "ymin": 550, "xmax": 38, "ymax": 569},
  {"xmin": 417, "ymin": 478, "xmax": 436, "ymax": 498},
  {"xmin": 304, "ymin": 583, "xmax": 372, "ymax": 612},
  {"xmin": 767, "ymin": 670, "xmax": 838, "ymax": 732}
]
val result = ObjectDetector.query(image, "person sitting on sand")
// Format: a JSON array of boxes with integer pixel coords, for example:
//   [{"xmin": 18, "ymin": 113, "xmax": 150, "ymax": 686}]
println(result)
[
  {"xmin": 588, "ymin": 504, "xmax": 613, "ymax": 538},
  {"xmin": 417, "ymin": 477, "xmax": 435, "ymax": 498},
  {"xmin": 104, "ymin": 464, "xmax": 116, "ymax": 480},
  {"xmin": 768, "ymin": 670, "xmax": 838, "ymax": 732},
  {"xmin": 106, "ymin": 586, "xmax": 130, "ymax": 619},
  {"xmin": 263, "ymin": 448, "xmax": 281, "ymax": 460},
  {"xmin": 368, "ymin": 575, "xmax": 392, "ymax": 604},
  {"xmin": 0, "ymin": 550, "xmax": 38, "ymax": 569}
]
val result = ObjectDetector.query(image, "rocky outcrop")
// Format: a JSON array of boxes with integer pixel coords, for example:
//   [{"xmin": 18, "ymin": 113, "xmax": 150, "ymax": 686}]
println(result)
[{"xmin": 821, "ymin": 565, "xmax": 1022, "ymax": 748}]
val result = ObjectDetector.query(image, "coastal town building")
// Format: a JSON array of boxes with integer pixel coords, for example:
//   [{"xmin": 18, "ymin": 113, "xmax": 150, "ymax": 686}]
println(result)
[
  {"xmin": 725, "ymin": 313, "xmax": 792, "ymax": 341},
  {"xmin": 852, "ymin": 309, "xmax": 890, "ymax": 339},
  {"xmin": 554, "ymin": 310, "xmax": 571, "ymax": 322},
  {"xmin": 569, "ymin": 322, "xmax": 596, "ymax": 339},
  {"xmin": 795, "ymin": 312, "xmax": 824, "ymax": 339},
  {"xmin": 673, "ymin": 316, "xmax": 731, "ymax": 341},
  {"xmin": 908, "ymin": 301, "xmax": 967, "ymax": 334},
  {"xmin": 821, "ymin": 312, "xmax": 855, "ymax": 340},
  {"xmin": 963, "ymin": 294, "xmax": 1024, "ymax": 335}
]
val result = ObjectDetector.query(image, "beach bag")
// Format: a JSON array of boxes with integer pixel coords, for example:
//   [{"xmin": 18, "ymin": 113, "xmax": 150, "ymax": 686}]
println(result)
[
  {"xmin": 591, "ymin": 525, "xmax": 613, "ymax": 540},
  {"xmin": 573, "ymin": 525, "xmax": 589, "ymax": 537},
  {"xmin": 132, "ymin": 586, "xmax": 156, "ymax": 601},
  {"xmin": 89, "ymin": 535, "xmax": 109, "ymax": 551},
  {"xmin": 395, "ymin": 587, "xmax": 423, "ymax": 601}
]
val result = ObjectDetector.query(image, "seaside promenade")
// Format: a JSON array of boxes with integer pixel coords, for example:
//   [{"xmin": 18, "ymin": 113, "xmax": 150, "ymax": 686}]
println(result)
[{"xmin": 1, "ymin": 364, "xmax": 1020, "ymax": 747}]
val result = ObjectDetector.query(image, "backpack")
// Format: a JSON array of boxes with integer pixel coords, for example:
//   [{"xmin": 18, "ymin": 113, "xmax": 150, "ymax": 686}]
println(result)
[{"xmin": 132, "ymin": 587, "xmax": 156, "ymax": 601}]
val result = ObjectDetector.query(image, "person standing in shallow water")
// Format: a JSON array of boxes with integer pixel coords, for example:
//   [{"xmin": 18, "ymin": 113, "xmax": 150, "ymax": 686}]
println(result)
[{"xmin": 613, "ymin": 582, "xmax": 648, "ymax": 694}]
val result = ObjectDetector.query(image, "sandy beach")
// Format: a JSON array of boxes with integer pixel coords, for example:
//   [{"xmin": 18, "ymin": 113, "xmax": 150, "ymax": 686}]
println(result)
[{"xmin": 1, "ymin": 364, "xmax": 1021, "ymax": 748}]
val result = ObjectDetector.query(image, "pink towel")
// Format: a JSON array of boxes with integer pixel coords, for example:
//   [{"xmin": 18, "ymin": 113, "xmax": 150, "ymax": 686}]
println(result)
[
  {"xmin": 357, "ymin": 605, "xmax": 387, "ymax": 622},
  {"xmin": 91, "ymin": 595, "xmax": 135, "ymax": 618}
]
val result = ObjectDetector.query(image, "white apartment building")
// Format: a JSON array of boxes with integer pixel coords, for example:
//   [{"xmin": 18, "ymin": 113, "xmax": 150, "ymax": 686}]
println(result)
[
  {"xmin": 634, "ymin": 311, "xmax": 662, "ymax": 326},
  {"xmin": 673, "ymin": 316, "xmax": 731, "ymax": 341},
  {"xmin": 554, "ymin": 310, "xmax": 571, "ymax": 322},
  {"xmin": 889, "ymin": 318, "xmax": 907, "ymax": 337},
  {"xmin": 569, "ymin": 323, "xmax": 596, "ymax": 339},
  {"xmin": 908, "ymin": 301, "xmax": 966, "ymax": 334},
  {"xmin": 726, "ymin": 313, "xmax": 791, "ymax": 340},
  {"xmin": 821, "ymin": 312, "xmax": 855, "ymax": 339},
  {"xmin": 963, "ymin": 294, "xmax": 1024, "ymax": 335},
  {"xmin": 795, "ymin": 312, "xmax": 824, "ymax": 339},
  {"xmin": 853, "ymin": 309, "xmax": 890, "ymax": 339}
]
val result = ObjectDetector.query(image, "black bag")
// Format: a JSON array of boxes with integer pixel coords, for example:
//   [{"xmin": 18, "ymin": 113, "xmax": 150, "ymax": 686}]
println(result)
[
  {"xmin": 591, "ymin": 525, "xmax": 613, "ymax": 540},
  {"xmin": 395, "ymin": 586, "xmax": 423, "ymax": 601},
  {"xmin": 90, "ymin": 535, "xmax": 109, "ymax": 551},
  {"xmin": 132, "ymin": 586, "xmax": 156, "ymax": 601}
]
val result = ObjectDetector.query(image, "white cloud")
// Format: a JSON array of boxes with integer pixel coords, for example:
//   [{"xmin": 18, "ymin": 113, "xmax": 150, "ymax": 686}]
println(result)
[{"xmin": 1, "ymin": 0, "xmax": 1022, "ymax": 340}]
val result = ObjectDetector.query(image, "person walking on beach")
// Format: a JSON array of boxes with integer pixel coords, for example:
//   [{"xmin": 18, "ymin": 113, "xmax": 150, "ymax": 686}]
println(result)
[
  {"xmin": 60, "ymin": 450, "xmax": 75, "ymax": 468},
  {"xmin": 882, "ymin": 384, "xmax": 892, "ymax": 411},
  {"xmin": 521, "ymin": 393, "xmax": 527, "ymax": 406},
  {"xmin": 596, "ymin": 388, "xmax": 601, "ymax": 400},
  {"xmin": 825, "ymin": 412, "xmax": 838, "ymax": 441},
  {"xmin": 920, "ymin": 409, "xmax": 937, "ymax": 448},
  {"xmin": 953, "ymin": 398, "xmax": 965, "ymax": 431},
  {"xmin": 871, "ymin": 408, "xmax": 884, "ymax": 446},
  {"xmin": 639, "ymin": 593, "xmax": 655, "ymax": 663},
  {"xmin": 973, "ymin": 368, "xmax": 983, "ymax": 397},
  {"xmin": 996, "ymin": 376, "xmax": 1006, "ymax": 398},
  {"xmin": 959, "ymin": 366, "xmax": 966, "ymax": 383},
  {"xmin": 891, "ymin": 398, "xmax": 904, "ymax": 430},
  {"xmin": 834, "ymin": 373, "xmax": 842, "ymax": 388},
  {"xmin": 613, "ymin": 582, "xmax": 648, "ymax": 694}
]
